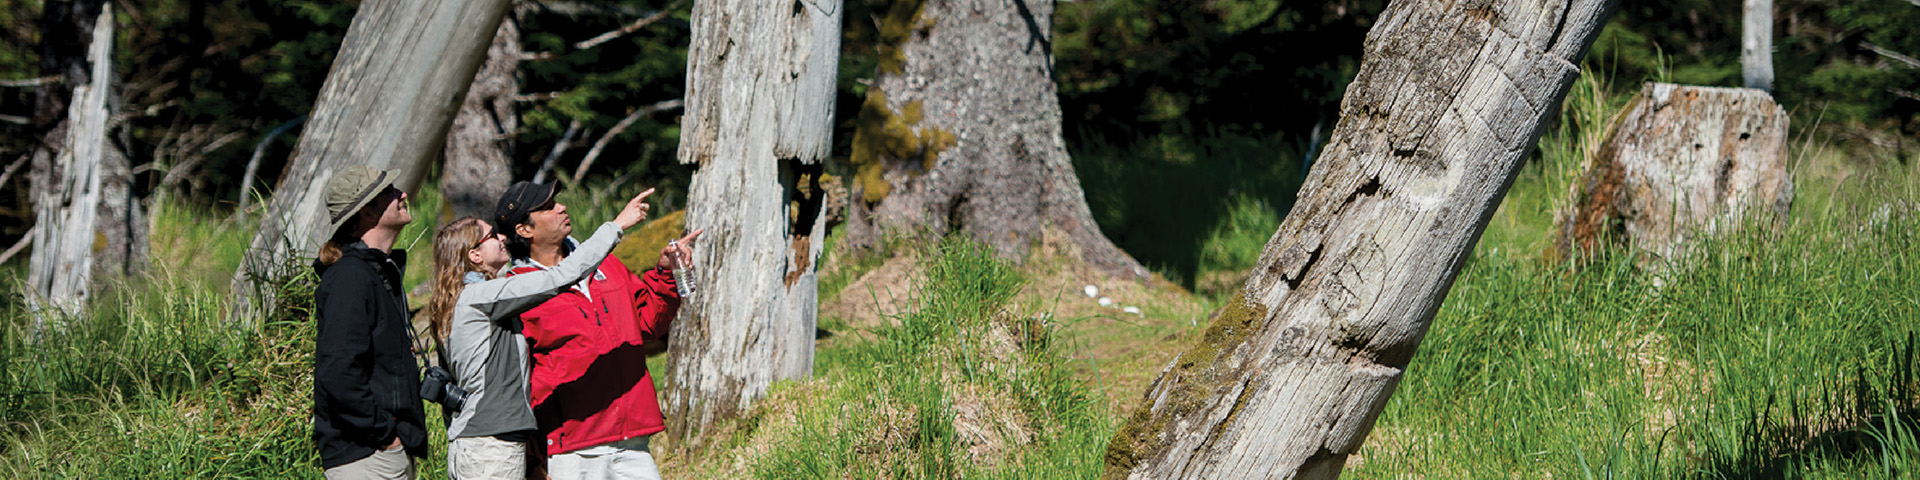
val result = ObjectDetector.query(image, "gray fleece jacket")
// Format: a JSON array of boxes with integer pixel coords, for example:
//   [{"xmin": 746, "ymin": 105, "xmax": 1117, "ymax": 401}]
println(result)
[{"xmin": 445, "ymin": 222, "xmax": 623, "ymax": 439}]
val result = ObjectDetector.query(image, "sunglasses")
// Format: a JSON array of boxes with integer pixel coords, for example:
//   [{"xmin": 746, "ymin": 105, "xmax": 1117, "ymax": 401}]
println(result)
[
  {"xmin": 471, "ymin": 228, "xmax": 504, "ymax": 250},
  {"xmin": 529, "ymin": 197, "xmax": 557, "ymax": 212}
]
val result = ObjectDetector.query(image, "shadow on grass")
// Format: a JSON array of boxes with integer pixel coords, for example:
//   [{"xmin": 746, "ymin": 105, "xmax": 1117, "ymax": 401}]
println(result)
[{"xmin": 1699, "ymin": 333, "xmax": 1920, "ymax": 478}]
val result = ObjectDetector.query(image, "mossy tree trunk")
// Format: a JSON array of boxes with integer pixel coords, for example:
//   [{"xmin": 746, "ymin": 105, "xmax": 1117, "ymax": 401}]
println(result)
[
  {"xmin": 227, "ymin": 0, "xmax": 514, "ymax": 323},
  {"xmin": 844, "ymin": 0, "xmax": 1145, "ymax": 280},
  {"xmin": 1102, "ymin": 0, "xmax": 1618, "ymax": 478},
  {"xmin": 442, "ymin": 16, "xmax": 520, "ymax": 220},
  {"xmin": 27, "ymin": 3, "xmax": 142, "ymax": 317},
  {"xmin": 666, "ymin": 0, "xmax": 840, "ymax": 447}
]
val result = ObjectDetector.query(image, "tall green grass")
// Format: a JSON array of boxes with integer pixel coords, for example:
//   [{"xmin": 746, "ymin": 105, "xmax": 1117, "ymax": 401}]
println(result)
[
  {"xmin": 751, "ymin": 236, "xmax": 1112, "ymax": 479},
  {"xmin": 0, "ymin": 193, "xmax": 463, "ymax": 478}
]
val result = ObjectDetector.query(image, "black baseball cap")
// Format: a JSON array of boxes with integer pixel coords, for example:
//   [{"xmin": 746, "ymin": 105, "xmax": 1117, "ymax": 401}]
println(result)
[{"xmin": 492, "ymin": 181, "xmax": 559, "ymax": 235}]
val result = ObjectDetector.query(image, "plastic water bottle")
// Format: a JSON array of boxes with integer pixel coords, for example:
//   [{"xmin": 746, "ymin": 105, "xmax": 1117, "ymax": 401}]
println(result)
[{"xmin": 668, "ymin": 240, "xmax": 696, "ymax": 297}]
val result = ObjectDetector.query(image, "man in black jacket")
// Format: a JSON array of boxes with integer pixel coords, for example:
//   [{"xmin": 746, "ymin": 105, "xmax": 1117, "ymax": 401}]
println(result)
[{"xmin": 311, "ymin": 165, "xmax": 423, "ymax": 479}]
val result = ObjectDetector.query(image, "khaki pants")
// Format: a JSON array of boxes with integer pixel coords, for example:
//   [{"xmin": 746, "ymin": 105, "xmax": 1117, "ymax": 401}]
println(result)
[
  {"xmin": 450, "ymin": 436, "xmax": 526, "ymax": 480},
  {"xmin": 547, "ymin": 436, "xmax": 660, "ymax": 480},
  {"xmin": 324, "ymin": 444, "xmax": 416, "ymax": 480}
]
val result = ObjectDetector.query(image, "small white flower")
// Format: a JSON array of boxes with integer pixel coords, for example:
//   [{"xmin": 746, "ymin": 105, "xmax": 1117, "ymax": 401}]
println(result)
[
  {"xmin": 1083, "ymin": 285, "xmax": 1099, "ymax": 298},
  {"xmin": 1122, "ymin": 306, "xmax": 1142, "ymax": 316},
  {"xmin": 1098, "ymin": 297, "xmax": 1113, "ymax": 307}
]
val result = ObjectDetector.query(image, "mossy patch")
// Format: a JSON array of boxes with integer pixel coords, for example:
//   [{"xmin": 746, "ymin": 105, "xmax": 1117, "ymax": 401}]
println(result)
[
  {"xmin": 849, "ymin": 89, "xmax": 958, "ymax": 204},
  {"xmin": 874, "ymin": 0, "xmax": 932, "ymax": 76},
  {"xmin": 1101, "ymin": 288, "xmax": 1268, "ymax": 478},
  {"xmin": 613, "ymin": 209, "xmax": 687, "ymax": 270}
]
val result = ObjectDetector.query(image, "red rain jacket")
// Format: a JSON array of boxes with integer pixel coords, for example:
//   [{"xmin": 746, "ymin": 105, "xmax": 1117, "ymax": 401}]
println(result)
[{"xmin": 508, "ymin": 253, "xmax": 679, "ymax": 455}]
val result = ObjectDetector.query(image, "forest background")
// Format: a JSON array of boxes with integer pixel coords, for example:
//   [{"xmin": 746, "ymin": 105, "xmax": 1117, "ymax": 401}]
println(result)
[
  {"xmin": 0, "ymin": 0, "xmax": 1911, "ymax": 289},
  {"xmin": 0, "ymin": 0, "xmax": 1914, "ymax": 478}
]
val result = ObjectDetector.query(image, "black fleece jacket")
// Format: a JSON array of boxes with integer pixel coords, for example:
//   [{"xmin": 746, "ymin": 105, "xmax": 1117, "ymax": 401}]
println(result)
[{"xmin": 311, "ymin": 243, "xmax": 426, "ymax": 468}]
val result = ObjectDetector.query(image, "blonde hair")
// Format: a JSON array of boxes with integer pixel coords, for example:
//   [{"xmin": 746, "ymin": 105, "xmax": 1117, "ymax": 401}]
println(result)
[{"xmin": 423, "ymin": 216, "xmax": 492, "ymax": 341}]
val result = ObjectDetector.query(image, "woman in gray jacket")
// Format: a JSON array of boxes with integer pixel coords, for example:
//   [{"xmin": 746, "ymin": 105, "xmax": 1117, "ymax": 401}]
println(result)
[{"xmin": 423, "ymin": 187, "xmax": 672, "ymax": 479}]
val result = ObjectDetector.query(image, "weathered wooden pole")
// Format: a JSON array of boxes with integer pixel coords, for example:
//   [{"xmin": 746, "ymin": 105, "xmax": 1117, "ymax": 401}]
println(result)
[
  {"xmin": 1104, "ymin": 0, "xmax": 1619, "ymax": 477},
  {"xmin": 228, "ymin": 0, "xmax": 514, "ymax": 323},
  {"xmin": 1742, "ymin": 0, "xmax": 1773, "ymax": 92},
  {"xmin": 27, "ymin": 4, "xmax": 137, "ymax": 317},
  {"xmin": 665, "ymin": 0, "xmax": 841, "ymax": 447}
]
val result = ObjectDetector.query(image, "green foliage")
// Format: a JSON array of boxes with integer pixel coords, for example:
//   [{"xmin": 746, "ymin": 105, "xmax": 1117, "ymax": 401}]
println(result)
[{"xmin": 518, "ymin": 1, "xmax": 693, "ymax": 191}]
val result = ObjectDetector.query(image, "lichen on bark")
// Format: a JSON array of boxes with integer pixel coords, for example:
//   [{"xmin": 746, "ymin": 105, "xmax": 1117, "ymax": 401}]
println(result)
[{"xmin": 848, "ymin": 89, "xmax": 956, "ymax": 203}]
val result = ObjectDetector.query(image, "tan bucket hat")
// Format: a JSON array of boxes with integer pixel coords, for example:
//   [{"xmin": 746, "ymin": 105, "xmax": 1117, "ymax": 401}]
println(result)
[{"xmin": 325, "ymin": 165, "xmax": 400, "ymax": 232}]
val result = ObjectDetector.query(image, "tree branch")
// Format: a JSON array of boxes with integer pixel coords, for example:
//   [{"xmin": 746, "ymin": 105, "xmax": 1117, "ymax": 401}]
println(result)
[
  {"xmin": 1863, "ymin": 42, "xmax": 1920, "ymax": 70},
  {"xmin": 533, "ymin": 119, "xmax": 584, "ymax": 184},
  {"xmin": 1891, "ymin": 87, "xmax": 1920, "ymax": 103},
  {"xmin": 0, "ymin": 76, "xmax": 59, "ymax": 88},
  {"xmin": 235, "ymin": 117, "xmax": 306, "ymax": 221},
  {"xmin": 0, "ymin": 224, "xmax": 33, "ymax": 265},
  {"xmin": 520, "ymin": 0, "xmax": 687, "ymax": 62},
  {"xmin": 573, "ymin": 0, "xmax": 686, "ymax": 51},
  {"xmin": 0, "ymin": 152, "xmax": 29, "ymax": 188},
  {"xmin": 571, "ymin": 99, "xmax": 683, "ymax": 183},
  {"xmin": 512, "ymin": 92, "xmax": 562, "ymax": 103}
]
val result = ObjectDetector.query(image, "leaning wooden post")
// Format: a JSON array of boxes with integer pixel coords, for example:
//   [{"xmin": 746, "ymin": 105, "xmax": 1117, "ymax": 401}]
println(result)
[
  {"xmin": 1103, "ymin": 0, "xmax": 1619, "ymax": 478},
  {"xmin": 226, "ymin": 0, "xmax": 513, "ymax": 324},
  {"xmin": 665, "ymin": 0, "xmax": 841, "ymax": 447}
]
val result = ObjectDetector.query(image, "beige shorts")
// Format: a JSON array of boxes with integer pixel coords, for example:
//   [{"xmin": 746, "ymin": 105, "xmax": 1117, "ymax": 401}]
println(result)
[
  {"xmin": 324, "ymin": 444, "xmax": 415, "ymax": 480},
  {"xmin": 450, "ymin": 435, "xmax": 526, "ymax": 480}
]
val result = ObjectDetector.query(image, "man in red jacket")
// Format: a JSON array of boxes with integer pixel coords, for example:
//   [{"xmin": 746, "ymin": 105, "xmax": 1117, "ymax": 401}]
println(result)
[{"xmin": 492, "ymin": 181, "xmax": 700, "ymax": 480}]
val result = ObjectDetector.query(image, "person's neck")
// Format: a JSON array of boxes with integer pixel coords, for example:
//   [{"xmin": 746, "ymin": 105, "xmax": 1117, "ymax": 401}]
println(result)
[
  {"xmin": 359, "ymin": 226, "xmax": 400, "ymax": 254},
  {"xmin": 530, "ymin": 240, "xmax": 565, "ymax": 267}
]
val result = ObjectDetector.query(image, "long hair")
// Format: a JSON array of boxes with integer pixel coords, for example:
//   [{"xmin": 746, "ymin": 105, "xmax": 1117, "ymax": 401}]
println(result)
[
  {"xmin": 423, "ymin": 216, "xmax": 492, "ymax": 341},
  {"xmin": 317, "ymin": 220, "xmax": 364, "ymax": 266}
]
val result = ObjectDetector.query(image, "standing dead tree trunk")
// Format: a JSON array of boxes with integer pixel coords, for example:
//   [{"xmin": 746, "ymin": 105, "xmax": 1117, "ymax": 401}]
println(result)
[
  {"xmin": 227, "ymin": 0, "xmax": 515, "ymax": 323},
  {"xmin": 1742, "ymin": 0, "xmax": 1773, "ymax": 92},
  {"xmin": 1103, "ymin": 0, "xmax": 1618, "ymax": 478},
  {"xmin": 28, "ymin": 4, "xmax": 141, "ymax": 317},
  {"xmin": 1554, "ymin": 83, "xmax": 1791, "ymax": 266},
  {"xmin": 442, "ymin": 16, "xmax": 520, "ymax": 220},
  {"xmin": 844, "ymin": 0, "xmax": 1145, "ymax": 280},
  {"xmin": 665, "ymin": 0, "xmax": 840, "ymax": 447}
]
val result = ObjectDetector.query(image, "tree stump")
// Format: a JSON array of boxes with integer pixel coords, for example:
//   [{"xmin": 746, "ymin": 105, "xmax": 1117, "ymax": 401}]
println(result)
[
  {"xmin": 1553, "ymin": 82, "xmax": 1791, "ymax": 265},
  {"xmin": 27, "ymin": 4, "xmax": 140, "ymax": 317}
]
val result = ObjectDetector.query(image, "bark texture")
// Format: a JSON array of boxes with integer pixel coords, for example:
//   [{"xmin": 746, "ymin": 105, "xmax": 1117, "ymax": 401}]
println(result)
[
  {"xmin": 27, "ymin": 5, "xmax": 142, "ymax": 316},
  {"xmin": 666, "ymin": 0, "xmax": 840, "ymax": 446},
  {"xmin": 844, "ymin": 0, "xmax": 1146, "ymax": 280},
  {"xmin": 1742, "ymin": 0, "xmax": 1773, "ymax": 92},
  {"xmin": 442, "ymin": 17, "xmax": 520, "ymax": 220},
  {"xmin": 228, "ymin": 0, "xmax": 513, "ymax": 322},
  {"xmin": 1554, "ymin": 83, "xmax": 1791, "ymax": 265},
  {"xmin": 1103, "ymin": 0, "xmax": 1617, "ymax": 478}
]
